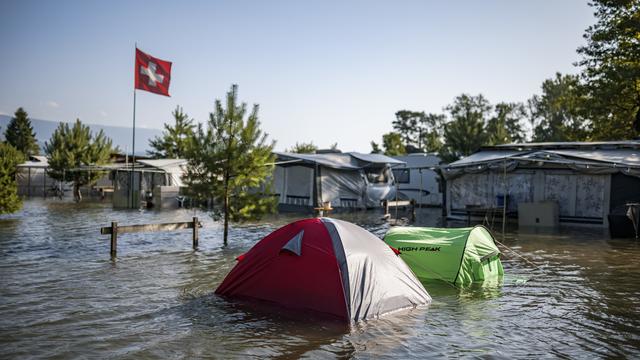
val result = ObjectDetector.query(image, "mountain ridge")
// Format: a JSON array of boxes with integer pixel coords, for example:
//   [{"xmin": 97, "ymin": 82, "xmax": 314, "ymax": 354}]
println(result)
[{"xmin": 0, "ymin": 115, "xmax": 162, "ymax": 155}]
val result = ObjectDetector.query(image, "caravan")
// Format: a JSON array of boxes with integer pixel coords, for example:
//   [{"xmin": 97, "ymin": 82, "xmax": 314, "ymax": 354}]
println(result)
[{"xmin": 272, "ymin": 152, "xmax": 404, "ymax": 210}]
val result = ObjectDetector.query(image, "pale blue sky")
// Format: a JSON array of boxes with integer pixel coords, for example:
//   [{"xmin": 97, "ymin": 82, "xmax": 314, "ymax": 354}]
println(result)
[{"xmin": 0, "ymin": 0, "xmax": 594, "ymax": 152}]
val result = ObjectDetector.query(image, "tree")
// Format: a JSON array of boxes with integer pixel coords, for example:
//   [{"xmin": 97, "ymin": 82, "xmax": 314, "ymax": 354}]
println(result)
[
  {"xmin": 486, "ymin": 102, "xmax": 527, "ymax": 145},
  {"xmin": 148, "ymin": 106, "xmax": 195, "ymax": 158},
  {"xmin": 381, "ymin": 132, "xmax": 406, "ymax": 156},
  {"xmin": 44, "ymin": 119, "xmax": 113, "ymax": 202},
  {"xmin": 288, "ymin": 141, "xmax": 317, "ymax": 153},
  {"xmin": 576, "ymin": 0, "xmax": 640, "ymax": 138},
  {"xmin": 370, "ymin": 141, "xmax": 382, "ymax": 154},
  {"xmin": 393, "ymin": 110, "xmax": 422, "ymax": 147},
  {"xmin": 418, "ymin": 113, "xmax": 446, "ymax": 153},
  {"xmin": 0, "ymin": 143, "xmax": 25, "ymax": 214},
  {"xmin": 439, "ymin": 94, "xmax": 491, "ymax": 162},
  {"xmin": 4, "ymin": 107, "xmax": 39, "ymax": 157},
  {"xmin": 529, "ymin": 73, "xmax": 589, "ymax": 142},
  {"xmin": 183, "ymin": 85, "xmax": 276, "ymax": 246}
]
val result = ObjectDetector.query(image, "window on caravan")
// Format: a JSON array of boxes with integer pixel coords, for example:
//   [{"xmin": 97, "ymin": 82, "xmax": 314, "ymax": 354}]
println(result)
[{"xmin": 392, "ymin": 168, "xmax": 410, "ymax": 184}]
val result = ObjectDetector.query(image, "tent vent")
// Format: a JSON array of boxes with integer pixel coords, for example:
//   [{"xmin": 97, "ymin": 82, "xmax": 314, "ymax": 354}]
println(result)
[{"xmin": 281, "ymin": 230, "xmax": 304, "ymax": 256}]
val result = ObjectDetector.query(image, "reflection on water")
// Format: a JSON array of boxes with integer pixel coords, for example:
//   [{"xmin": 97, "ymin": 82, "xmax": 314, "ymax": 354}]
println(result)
[{"xmin": 1, "ymin": 199, "xmax": 640, "ymax": 358}]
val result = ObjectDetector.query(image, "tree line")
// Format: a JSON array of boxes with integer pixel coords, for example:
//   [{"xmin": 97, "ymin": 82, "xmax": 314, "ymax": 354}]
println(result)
[
  {"xmin": 371, "ymin": 0, "xmax": 640, "ymax": 162},
  {"xmin": 1, "ymin": 108, "xmax": 113, "ymax": 212},
  {"xmin": 1, "ymin": 86, "xmax": 276, "ymax": 245}
]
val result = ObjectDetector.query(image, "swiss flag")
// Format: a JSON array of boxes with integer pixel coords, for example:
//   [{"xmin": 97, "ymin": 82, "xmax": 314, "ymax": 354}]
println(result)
[{"xmin": 135, "ymin": 48, "xmax": 172, "ymax": 97}]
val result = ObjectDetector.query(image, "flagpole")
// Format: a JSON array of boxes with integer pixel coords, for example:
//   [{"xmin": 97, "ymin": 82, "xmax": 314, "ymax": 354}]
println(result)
[{"xmin": 131, "ymin": 42, "xmax": 137, "ymax": 208}]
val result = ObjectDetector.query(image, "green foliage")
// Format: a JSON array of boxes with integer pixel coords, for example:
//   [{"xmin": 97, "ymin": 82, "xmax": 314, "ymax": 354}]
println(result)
[
  {"xmin": 577, "ymin": 0, "xmax": 640, "ymax": 138},
  {"xmin": 370, "ymin": 141, "xmax": 382, "ymax": 154},
  {"xmin": 44, "ymin": 119, "xmax": 113, "ymax": 202},
  {"xmin": 381, "ymin": 132, "xmax": 406, "ymax": 156},
  {"xmin": 378, "ymin": 95, "xmax": 528, "ymax": 162},
  {"xmin": 373, "ymin": 0, "xmax": 640, "ymax": 162},
  {"xmin": 487, "ymin": 102, "xmax": 527, "ymax": 145},
  {"xmin": 148, "ymin": 106, "xmax": 195, "ymax": 158},
  {"xmin": 419, "ymin": 113, "xmax": 446, "ymax": 152},
  {"xmin": 529, "ymin": 73, "xmax": 589, "ymax": 142},
  {"xmin": 288, "ymin": 141, "xmax": 317, "ymax": 153},
  {"xmin": 393, "ymin": 111, "xmax": 445, "ymax": 152},
  {"xmin": 0, "ymin": 143, "xmax": 25, "ymax": 214},
  {"xmin": 393, "ymin": 110, "xmax": 422, "ymax": 146},
  {"xmin": 183, "ymin": 84, "xmax": 276, "ymax": 245},
  {"xmin": 439, "ymin": 94, "xmax": 491, "ymax": 162},
  {"xmin": 4, "ymin": 107, "xmax": 39, "ymax": 157}
]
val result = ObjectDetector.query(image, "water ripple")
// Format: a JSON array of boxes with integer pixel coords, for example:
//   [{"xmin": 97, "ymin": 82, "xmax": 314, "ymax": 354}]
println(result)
[{"xmin": 1, "ymin": 199, "xmax": 640, "ymax": 358}]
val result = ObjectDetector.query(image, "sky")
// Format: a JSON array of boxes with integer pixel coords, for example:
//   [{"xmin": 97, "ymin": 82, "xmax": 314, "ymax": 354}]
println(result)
[{"xmin": 0, "ymin": 0, "xmax": 595, "ymax": 152}]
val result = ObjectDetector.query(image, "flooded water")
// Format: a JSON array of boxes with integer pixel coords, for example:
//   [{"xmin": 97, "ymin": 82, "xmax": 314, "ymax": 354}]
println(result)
[{"xmin": 1, "ymin": 199, "xmax": 639, "ymax": 359}]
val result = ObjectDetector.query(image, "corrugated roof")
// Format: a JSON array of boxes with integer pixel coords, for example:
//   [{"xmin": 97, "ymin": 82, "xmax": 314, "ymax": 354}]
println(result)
[
  {"xmin": 548, "ymin": 149, "xmax": 640, "ymax": 166},
  {"xmin": 274, "ymin": 152, "xmax": 360, "ymax": 169},
  {"xmin": 446, "ymin": 148, "xmax": 640, "ymax": 169},
  {"xmin": 17, "ymin": 156, "xmax": 49, "ymax": 168},
  {"xmin": 486, "ymin": 140, "xmax": 640, "ymax": 151},
  {"xmin": 136, "ymin": 159, "xmax": 188, "ymax": 171},
  {"xmin": 274, "ymin": 152, "xmax": 404, "ymax": 170},
  {"xmin": 350, "ymin": 152, "xmax": 405, "ymax": 165},
  {"xmin": 447, "ymin": 150, "xmax": 523, "ymax": 167}
]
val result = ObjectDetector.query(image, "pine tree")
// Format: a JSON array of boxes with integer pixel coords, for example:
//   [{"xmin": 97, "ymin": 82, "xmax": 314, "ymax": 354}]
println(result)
[
  {"xmin": 183, "ymin": 85, "xmax": 276, "ymax": 245},
  {"xmin": 148, "ymin": 106, "xmax": 195, "ymax": 158},
  {"xmin": 370, "ymin": 141, "xmax": 382, "ymax": 154},
  {"xmin": 4, "ymin": 107, "xmax": 39, "ymax": 157},
  {"xmin": 44, "ymin": 119, "xmax": 113, "ymax": 202},
  {"xmin": 287, "ymin": 142, "xmax": 317, "ymax": 153},
  {"xmin": 0, "ymin": 143, "xmax": 25, "ymax": 214}
]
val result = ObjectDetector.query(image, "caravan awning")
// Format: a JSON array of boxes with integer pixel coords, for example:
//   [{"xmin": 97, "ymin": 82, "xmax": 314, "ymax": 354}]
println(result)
[
  {"xmin": 274, "ymin": 152, "xmax": 404, "ymax": 170},
  {"xmin": 442, "ymin": 141, "xmax": 640, "ymax": 179}
]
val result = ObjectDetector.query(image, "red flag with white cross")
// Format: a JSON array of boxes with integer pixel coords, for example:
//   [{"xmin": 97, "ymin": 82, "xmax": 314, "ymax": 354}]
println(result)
[{"xmin": 135, "ymin": 48, "xmax": 172, "ymax": 97}]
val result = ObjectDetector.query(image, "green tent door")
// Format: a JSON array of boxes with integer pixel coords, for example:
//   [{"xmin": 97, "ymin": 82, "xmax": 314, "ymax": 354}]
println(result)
[{"xmin": 384, "ymin": 226, "xmax": 504, "ymax": 286}]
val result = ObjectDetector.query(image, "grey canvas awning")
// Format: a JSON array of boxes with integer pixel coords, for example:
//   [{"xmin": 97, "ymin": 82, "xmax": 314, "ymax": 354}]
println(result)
[{"xmin": 441, "ymin": 141, "xmax": 640, "ymax": 179}]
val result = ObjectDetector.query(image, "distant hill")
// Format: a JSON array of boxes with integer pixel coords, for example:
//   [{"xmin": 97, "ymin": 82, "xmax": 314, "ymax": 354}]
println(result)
[{"xmin": 0, "ymin": 115, "xmax": 162, "ymax": 155}]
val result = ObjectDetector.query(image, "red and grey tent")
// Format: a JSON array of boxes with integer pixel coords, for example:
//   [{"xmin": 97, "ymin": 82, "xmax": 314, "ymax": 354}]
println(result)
[{"xmin": 215, "ymin": 218, "xmax": 431, "ymax": 323}]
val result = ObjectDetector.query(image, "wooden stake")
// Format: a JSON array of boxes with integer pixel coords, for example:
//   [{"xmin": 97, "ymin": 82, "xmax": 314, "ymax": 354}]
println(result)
[
  {"xmin": 411, "ymin": 199, "xmax": 416, "ymax": 222},
  {"xmin": 110, "ymin": 221, "xmax": 118, "ymax": 257},
  {"xmin": 502, "ymin": 160, "xmax": 507, "ymax": 235},
  {"xmin": 193, "ymin": 217, "xmax": 199, "ymax": 248}
]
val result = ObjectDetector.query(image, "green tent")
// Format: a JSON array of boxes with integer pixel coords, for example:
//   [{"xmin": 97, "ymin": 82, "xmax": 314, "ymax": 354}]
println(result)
[{"xmin": 384, "ymin": 226, "xmax": 504, "ymax": 286}]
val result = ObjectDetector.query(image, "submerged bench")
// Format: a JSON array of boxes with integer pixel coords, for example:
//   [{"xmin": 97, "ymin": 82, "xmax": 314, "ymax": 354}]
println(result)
[{"xmin": 100, "ymin": 217, "xmax": 202, "ymax": 257}]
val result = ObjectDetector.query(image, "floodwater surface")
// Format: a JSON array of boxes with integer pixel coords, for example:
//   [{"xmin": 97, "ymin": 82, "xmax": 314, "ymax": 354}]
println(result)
[{"xmin": 1, "ymin": 199, "xmax": 639, "ymax": 358}]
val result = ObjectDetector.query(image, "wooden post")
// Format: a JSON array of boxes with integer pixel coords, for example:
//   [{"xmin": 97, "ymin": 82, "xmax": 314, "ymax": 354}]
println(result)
[
  {"xmin": 28, "ymin": 167, "xmax": 31, "ymax": 197},
  {"xmin": 502, "ymin": 160, "xmax": 507, "ymax": 235},
  {"xmin": 192, "ymin": 217, "xmax": 199, "ymax": 248},
  {"xmin": 394, "ymin": 181, "xmax": 399, "ymax": 221},
  {"xmin": 43, "ymin": 170, "xmax": 47, "ymax": 198},
  {"xmin": 418, "ymin": 168, "xmax": 423, "ymax": 208},
  {"xmin": 411, "ymin": 199, "xmax": 416, "ymax": 222},
  {"xmin": 110, "ymin": 221, "xmax": 118, "ymax": 257}
]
